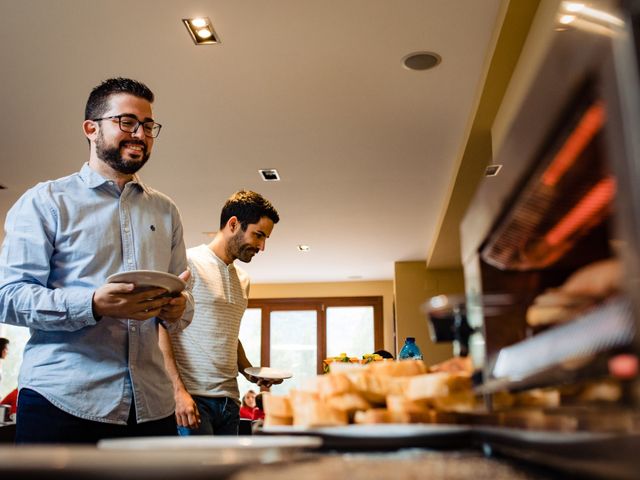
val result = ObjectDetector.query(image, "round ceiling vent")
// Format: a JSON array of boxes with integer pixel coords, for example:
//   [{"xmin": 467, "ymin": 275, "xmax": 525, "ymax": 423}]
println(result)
[{"xmin": 402, "ymin": 52, "xmax": 442, "ymax": 71}]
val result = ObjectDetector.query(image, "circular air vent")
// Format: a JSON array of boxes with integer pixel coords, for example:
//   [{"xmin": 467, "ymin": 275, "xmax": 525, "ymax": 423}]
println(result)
[{"xmin": 402, "ymin": 52, "xmax": 442, "ymax": 71}]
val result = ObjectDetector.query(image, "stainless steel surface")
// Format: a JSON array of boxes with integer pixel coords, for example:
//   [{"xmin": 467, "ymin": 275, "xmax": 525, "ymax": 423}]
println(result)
[{"xmin": 455, "ymin": 0, "xmax": 640, "ymax": 476}]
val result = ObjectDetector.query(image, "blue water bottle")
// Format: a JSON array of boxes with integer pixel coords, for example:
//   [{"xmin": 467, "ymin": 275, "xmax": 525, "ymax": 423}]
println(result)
[{"xmin": 399, "ymin": 337, "xmax": 423, "ymax": 360}]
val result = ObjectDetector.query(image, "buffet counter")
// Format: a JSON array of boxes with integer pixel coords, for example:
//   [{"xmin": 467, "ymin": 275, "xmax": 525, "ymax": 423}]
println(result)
[
  {"xmin": 0, "ymin": 435, "xmax": 561, "ymax": 480},
  {"xmin": 230, "ymin": 450, "xmax": 553, "ymax": 480}
]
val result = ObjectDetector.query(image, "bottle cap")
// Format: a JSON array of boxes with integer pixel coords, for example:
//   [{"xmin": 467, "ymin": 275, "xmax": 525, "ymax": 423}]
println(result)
[{"xmin": 406, "ymin": 337, "xmax": 415, "ymax": 342}]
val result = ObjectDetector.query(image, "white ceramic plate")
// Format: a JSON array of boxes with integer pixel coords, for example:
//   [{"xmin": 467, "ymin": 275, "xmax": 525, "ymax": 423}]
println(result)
[
  {"xmin": 107, "ymin": 270, "xmax": 186, "ymax": 294},
  {"xmin": 99, "ymin": 435, "xmax": 320, "ymax": 450},
  {"xmin": 244, "ymin": 366, "xmax": 293, "ymax": 380},
  {"xmin": 0, "ymin": 436, "xmax": 321, "ymax": 480}
]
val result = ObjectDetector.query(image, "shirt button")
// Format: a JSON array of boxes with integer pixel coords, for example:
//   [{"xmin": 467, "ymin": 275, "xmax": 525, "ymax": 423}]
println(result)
[
  {"xmin": 124, "ymin": 227, "xmax": 130, "ymax": 232},
  {"xmin": 131, "ymin": 326, "xmax": 137, "ymax": 332}
]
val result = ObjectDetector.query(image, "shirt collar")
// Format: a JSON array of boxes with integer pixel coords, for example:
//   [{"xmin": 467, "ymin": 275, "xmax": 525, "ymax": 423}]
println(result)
[
  {"xmin": 204, "ymin": 244, "xmax": 236, "ymax": 271},
  {"xmin": 79, "ymin": 162, "xmax": 148, "ymax": 193}
]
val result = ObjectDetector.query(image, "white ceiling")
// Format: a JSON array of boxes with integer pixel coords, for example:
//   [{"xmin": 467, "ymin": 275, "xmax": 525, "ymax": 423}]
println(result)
[{"xmin": 0, "ymin": 0, "xmax": 506, "ymax": 283}]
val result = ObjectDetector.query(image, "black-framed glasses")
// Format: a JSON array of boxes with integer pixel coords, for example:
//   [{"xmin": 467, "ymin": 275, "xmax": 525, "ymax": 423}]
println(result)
[{"xmin": 91, "ymin": 114, "xmax": 162, "ymax": 138}]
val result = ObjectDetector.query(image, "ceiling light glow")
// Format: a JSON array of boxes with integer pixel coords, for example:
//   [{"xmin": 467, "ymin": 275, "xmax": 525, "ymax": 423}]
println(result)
[
  {"xmin": 182, "ymin": 17, "xmax": 220, "ymax": 45},
  {"xmin": 191, "ymin": 18, "xmax": 208, "ymax": 28},
  {"xmin": 559, "ymin": 14, "xmax": 577, "ymax": 24},
  {"xmin": 562, "ymin": 2, "xmax": 585, "ymax": 13},
  {"xmin": 196, "ymin": 28, "xmax": 212, "ymax": 39}
]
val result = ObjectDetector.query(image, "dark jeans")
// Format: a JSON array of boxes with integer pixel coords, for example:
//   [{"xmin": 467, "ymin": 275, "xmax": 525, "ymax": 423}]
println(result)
[
  {"xmin": 16, "ymin": 388, "xmax": 177, "ymax": 444},
  {"xmin": 177, "ymin": 395, "xmax": 239, "ymax": 436}
]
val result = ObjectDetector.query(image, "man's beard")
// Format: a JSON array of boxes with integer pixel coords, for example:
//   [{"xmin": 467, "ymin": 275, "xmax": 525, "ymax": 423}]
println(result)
[
  {"xmin": 227, "ymin": 230, "xmax": 259, "ymax": 263},
  {"xmin": 96, "ymin": 130, "xmax": 150, "ymax": 175}
]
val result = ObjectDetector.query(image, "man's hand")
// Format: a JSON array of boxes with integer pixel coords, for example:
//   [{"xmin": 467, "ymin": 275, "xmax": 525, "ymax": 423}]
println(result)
[
  {"xmin": 245, "ymin": 373, "xmax": 284, "ymax": 388},
  {"xmin": 175, "ymin": 388, "xmax": 201, "ymax": 429},
  {"xmin": 92, "ymin": 283, "xmax": 172, "ymax": 321},
  {"xmin": 157, "ymin": 270, "xmax": 191, "ymax": 325}
]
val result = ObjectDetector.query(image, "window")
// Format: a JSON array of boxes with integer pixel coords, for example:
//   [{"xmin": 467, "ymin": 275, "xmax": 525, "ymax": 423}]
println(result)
[{"xmin": 238, "ymin": 296, "xmax": 383, "ymax": 396}]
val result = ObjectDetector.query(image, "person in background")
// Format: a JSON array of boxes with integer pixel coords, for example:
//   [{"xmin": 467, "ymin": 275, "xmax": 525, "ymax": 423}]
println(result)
[
  {"xmin": 1, "ymin": 388, "xmax": 18, "ymax": 419},
  {"xmin": 239, "ymin": 390, "xmax": 257, "ymax": 420},
  {"xmin": 253, "ymin": 392, "xmax": 266, "ymax": 421},
  {"xmin": 0, "ymin": 338, "xmax": 8, "ymax": 384},
  {"xmin": 374, "ymin": 349, "xmax": 394, "ymax": 359},
  {"xmin": 0, "ymin": 78, "xmax": 194, "ymax": 444},
  {"xmin": 159, "ymin": 190, "xmax": 280, "ymax": 435}
]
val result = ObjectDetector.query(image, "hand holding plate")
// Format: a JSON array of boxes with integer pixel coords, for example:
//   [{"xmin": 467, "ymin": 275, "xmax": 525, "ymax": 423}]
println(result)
[
  {"xmin": 244, "ymin": 367, "xmax": 292, "ymax": 388},
  {"xmin": 157, "ymin": 270, "xmax": 191, "ymax": 325},
  {"xmin": 92, "ymin": 282, "xmax": 171, "ymax": 321}
]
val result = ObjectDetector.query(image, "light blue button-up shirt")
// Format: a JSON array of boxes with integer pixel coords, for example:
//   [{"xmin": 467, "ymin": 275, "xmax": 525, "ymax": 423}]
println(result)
[{"xmin": 0, "ymin": 163, "xmax": 194, "ymax": 424}]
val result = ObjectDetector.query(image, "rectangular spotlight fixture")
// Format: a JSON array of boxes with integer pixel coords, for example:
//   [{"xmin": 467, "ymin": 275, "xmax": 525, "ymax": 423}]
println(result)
[
  {"xmin": 484, "ymin": 164, "xmax": 503, "ymax": 177},
  {"xmin": 259, "ymin": 169, "xmax": 281, "ymax": 181},
  {"xmin": 182, "ymin": 17, "xmax": 220, "ymax": 45}
]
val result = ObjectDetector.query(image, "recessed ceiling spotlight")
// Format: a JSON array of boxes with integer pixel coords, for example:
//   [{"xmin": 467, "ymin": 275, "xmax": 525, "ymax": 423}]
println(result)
[
  {"xmin": 402, "ymin": 51, "xmax": 441, "ymax": 71},
  {"xmin": 559, "ymin": 14, "xmax": 577, "ymax": 25},
  {"xmin": 297, "ymin": 245, "xmax": 311, "ymax": 252},
  {"xmin": 182, "ymin": 17, "xmax": 220, "ymax": 45},
  {"xmin": 484, "ymin": 164, "xmax": 503, "ymax": 177},
  {"xmin": 259, "ymin": 169, "xmax": 281, "ymax": 181}
]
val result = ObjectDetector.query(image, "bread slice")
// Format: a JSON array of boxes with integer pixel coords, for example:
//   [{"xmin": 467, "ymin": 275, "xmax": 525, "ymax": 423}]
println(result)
[
  {"xmin": 431, "ymin": 390, "xmax": 477, "ymax": 413},
  {"xmin": 368, "ymin": 359, "xmax": 427, "ymax": 377},
  {"xmin": 316, "ymin": 373, "xmax": 354, "ymax": 398},
  {"xmin": 262, "ymin": 393, "xmax": 293, "ymax": 418},
  {"xmin": 290, "ymin": 390, "xmax": 348, "ymax": 427},
  {"xmin": 353, "ymin": 408, "xmax": 398, "ymax": 424},
  {"xmin": 325, "ymin": 393, "xmax": 371, "ymax": 414},
  {"xmin": 405, "ymin": 372, "xmax": 472, "ymax": 401},
  {"xmin": 263, "ymin": 414, "xmax": 293, "ymax": 427}
]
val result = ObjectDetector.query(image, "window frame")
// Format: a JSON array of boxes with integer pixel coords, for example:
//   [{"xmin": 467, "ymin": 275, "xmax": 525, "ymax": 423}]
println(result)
[{"xmin": 247, "ymin": 296, "xmax": 383, "ymax": 374}]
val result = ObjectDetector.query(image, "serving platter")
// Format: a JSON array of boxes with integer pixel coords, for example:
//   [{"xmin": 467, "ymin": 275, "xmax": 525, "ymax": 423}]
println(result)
[{"xmin": 260, "ymin": 423, "xmax": 472, "ymax": 450}]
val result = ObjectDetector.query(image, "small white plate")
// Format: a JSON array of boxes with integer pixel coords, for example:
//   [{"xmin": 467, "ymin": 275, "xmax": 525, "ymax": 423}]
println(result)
[
  {"xmin": 107, "ymin": 270, "xmax": 186, "ymax": 294},
  {"xmin": 99, "ymin": 435, "xmax": 320, "ymax": 450},
  {"xmin": 245, "ymin": 366, "xmax": 293, "ymax": 380}
]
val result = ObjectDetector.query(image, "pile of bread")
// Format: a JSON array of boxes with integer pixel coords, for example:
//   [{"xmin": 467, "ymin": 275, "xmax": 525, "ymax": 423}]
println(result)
[
  {"xmin": 262, "ymin": 358, "xmax": 477, "ymax": 427},
  {"xmin": 526, "ymin": 258, "xmax": 621, "ymax": 327}
]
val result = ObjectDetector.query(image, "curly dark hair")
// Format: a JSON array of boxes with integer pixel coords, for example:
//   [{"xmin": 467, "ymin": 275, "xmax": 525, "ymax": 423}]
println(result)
[
  {"xmin": 85, "ymin": 77, "xmax": 154, "ymax": 121},
  {"xmin": 220, "ymin": 190, "xmax": 280, "ymax": 230}
]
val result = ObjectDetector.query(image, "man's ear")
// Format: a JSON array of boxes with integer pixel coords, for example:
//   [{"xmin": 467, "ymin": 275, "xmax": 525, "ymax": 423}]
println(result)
[
  {"xmin": 82, "ymin": 120, "xmax": 97, "ymax": 141},
  {"xmin": 227, "ymin": 216, "xmax": 240, "ymax": 233}
]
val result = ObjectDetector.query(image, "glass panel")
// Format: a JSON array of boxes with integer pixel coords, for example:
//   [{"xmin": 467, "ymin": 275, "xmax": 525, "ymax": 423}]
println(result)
[
  {"xmin": 237, "ymin": 308, "xmax": 262, "ymax": 400},
  {"xmin": 326, "ymin": 306, "xmax": 375, "ymax": 358},
  {"xmin": 0, "ymin": 324, "xmax": 31, "ymax": 398},
  {"xmin": 269, "ymin": 310, "xmax": 317, "ymax": 396}
]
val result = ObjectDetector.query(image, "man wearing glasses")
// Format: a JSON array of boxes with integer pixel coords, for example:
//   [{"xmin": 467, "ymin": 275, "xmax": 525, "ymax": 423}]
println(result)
[{"xmin": 0, "ymin": 77, "xmax": 194, "ymax": 443}]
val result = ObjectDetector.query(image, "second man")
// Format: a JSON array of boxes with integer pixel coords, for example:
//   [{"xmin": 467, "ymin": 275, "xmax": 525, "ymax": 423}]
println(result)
[{"xmin": 159, "ymin": 190, "xmax": 280, "ymax": 435}]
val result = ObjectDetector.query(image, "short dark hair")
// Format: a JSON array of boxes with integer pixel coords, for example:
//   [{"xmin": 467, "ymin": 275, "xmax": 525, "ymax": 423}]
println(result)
[
  {"xmin": 0, "ymin": 338, "xmax": 9, "ymax": 351},
  {"xmin": 85, "ymin": 77, "xmax": 154, "ymax": 121},
  {"xmin": 374, "ymin": 349, "xmax": 394, "ymax": 359},
  {"xmin": 220, "ymin": 190, "xmax": 280, "ymax": 230},
  {"xmin": 255, "ymin": 392, "xmax": 264, "ymax": 411}
]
